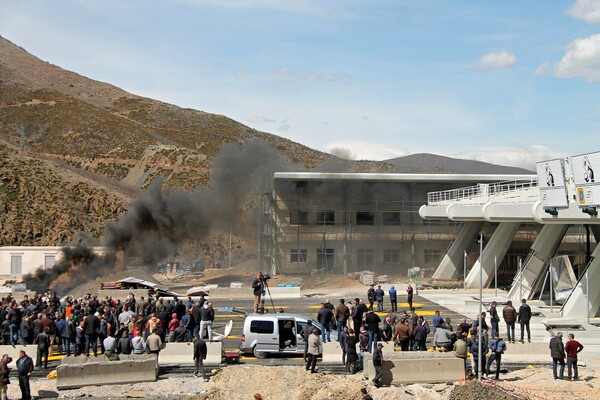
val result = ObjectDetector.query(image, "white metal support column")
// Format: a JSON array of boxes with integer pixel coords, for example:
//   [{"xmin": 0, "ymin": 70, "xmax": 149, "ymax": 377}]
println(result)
[
  {"xmin": 507, "ymin": 224, "xmax": 568, "ymax": 303},
  {"xmin": 432, "ymin": 221, "xmax": 484, "ymax": 280},
  {"xmin": 560, "ymin": 242, "xmax": 600, "ymax": 318},
  {"xmin": 464, "ymin": 222, "xmax": 520, "ymax": 289}
]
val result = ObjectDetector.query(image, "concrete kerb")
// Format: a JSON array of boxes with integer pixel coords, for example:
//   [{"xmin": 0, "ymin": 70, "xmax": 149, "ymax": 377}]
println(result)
[
  {"xmin": 362, "ymin": 351, "xmax": 465, "ymax": 385},
  {"xmin": 56, "ymin": 357, "xmax": 158, "ymax": 390},
  {"xmin": 158, "ymin": 341, "xmax": 222, "ymax": 366}
]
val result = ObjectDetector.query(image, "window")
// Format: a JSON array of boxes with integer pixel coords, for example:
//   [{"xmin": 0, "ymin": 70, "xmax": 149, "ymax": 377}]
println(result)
[
  {"xmin": 382, "ymin": 211, "xmax": 402, "ymax": 225},
  {"xmin": 317, "ymin": 248, "xmax": 334, "ymax": 270},
  {"xmin": 290, "ymin": 211, "xmax": 309, "ymax": 225},
  {"xmin": 424, "ymin": 249, "xmax": 442, "ymax": 264},
  {"xmin": 423, "ymin": 219, "xmax": 442, "ymax": 226},
  {"xmin": 316, "ymin": 210, "xmax": 335, "ymax": 225},
  {"xmin": 250, "ymin": 320, "xmax": 274, "ymax": 334},
  {"xmin": 357, "ymin": 249, "xmax": 374, "ymax": 269},
  {"xmin": 356, "ymin": 211, "xmax": 375, "ymax": 225},
  {"xmin": 10, "ymin": 255, "xmax": 22, "ymax": 275},
  {"xmin": 383, "ymin": 249, "xmax": 400, "ymax": 263},
  {"xmin": 291, "ymin": 249, "xmax": 308, "ymax": 263},
  {"xmin": 44, "ymin": 255, "xmax": 56, "ymax": 269}
]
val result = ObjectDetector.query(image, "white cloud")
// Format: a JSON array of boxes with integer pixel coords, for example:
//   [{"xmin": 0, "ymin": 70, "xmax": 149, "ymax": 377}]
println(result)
[
  {"xmin": 473, "ymin": 50, "xmax": 517, "ymax": 71},
  {"xmin": 534, "ymin": 62, "xmax": 550, "ymax": 76},
  {"xmin": 248, "ymin": 115, "xmax": 276, "ymax": 123},
  {"xmin": 233, "ymin": 69, "xmax": 247, "ymax": 79},
  {"xmin": 325, "ymin": 140, "xmax": 409, "ymax": 161},
  {"xmin": 274, "ymin": 68, "xmax": 296, "ymax": 83},
  {"xmin": 566, "ymin": 0, "xmax": 600, "ymax": 24},
  {"xmin": 555, "ymin": 34, "xmax": 600, "ymax": 82},
  {"xmin": 455, "ymin": 145, "xmax": 564, "ymax": 171}
]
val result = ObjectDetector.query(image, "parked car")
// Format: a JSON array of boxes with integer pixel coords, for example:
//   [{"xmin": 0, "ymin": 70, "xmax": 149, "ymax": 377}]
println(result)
[{"xmin": 239, "ymin": 313, "xmax": 336, "ymax": 359}]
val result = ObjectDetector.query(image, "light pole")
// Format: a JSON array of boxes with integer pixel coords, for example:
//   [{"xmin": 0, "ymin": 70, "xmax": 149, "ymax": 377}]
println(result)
[
  {"xmin": 476, "ymin": 232, "xmax": 484, "ymax": 381},
  {"xmin": 464, "ymin": 250, "xmax": 467, "ymax": 292}
]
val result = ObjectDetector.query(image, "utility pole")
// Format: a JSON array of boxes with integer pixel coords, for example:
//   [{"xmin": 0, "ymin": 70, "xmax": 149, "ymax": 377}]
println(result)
[{"xmin": 476, "ymin": 232, "xmax": 484, "ymax": 381}]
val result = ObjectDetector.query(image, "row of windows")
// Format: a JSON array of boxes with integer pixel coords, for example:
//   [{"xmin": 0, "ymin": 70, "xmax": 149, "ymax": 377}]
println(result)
[
  {"xmin": 290, "ymin": 211, "xmax": 402, "ymax": 226},
  {"xmin": 289, "ymin": 249, "xmax": 442, "ymax": 263}
]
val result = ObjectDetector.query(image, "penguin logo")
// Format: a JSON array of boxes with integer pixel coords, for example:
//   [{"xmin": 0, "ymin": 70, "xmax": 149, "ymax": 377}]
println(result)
[
  {"xmin": 545, "ymin": 163, "xmax": 555, "ymax": 187},
  {"xmin": 583, "ymin": 156, "xmax": 594, "ymax": 183}
]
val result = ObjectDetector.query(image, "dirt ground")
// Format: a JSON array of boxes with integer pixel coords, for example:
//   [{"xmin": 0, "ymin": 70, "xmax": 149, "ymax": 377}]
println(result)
[{"xmin": 17, "ymin": 362, "xmax": 600, "ymax": 400}]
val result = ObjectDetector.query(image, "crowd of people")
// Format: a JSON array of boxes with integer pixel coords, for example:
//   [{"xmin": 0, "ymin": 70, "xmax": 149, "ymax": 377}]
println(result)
[{"xmin": 309, "ymin": 286, "xmax": 586, "ymax": 386}]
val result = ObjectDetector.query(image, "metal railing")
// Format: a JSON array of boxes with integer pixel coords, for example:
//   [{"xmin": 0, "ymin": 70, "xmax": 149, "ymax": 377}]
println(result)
[{"xmin": 427, "ymin": 178, "xmax": 538, "ymax": 205}]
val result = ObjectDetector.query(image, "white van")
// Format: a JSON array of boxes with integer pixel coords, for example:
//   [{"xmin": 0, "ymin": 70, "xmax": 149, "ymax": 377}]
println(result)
[{"xmin": 239, "ymin": 313, "xmax": 334, "ymax": 359}]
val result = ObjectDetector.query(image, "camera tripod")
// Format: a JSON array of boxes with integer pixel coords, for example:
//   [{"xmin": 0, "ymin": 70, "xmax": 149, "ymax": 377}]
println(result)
[{"xmin": 259, "ymin": 278, "xmax": 276, "ymax": 314}]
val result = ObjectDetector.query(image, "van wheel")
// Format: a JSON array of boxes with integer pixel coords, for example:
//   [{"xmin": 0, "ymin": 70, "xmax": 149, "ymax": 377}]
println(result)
[{"xmin": 253, "ymin": 347, "xmax": 268, "ymax": 359}]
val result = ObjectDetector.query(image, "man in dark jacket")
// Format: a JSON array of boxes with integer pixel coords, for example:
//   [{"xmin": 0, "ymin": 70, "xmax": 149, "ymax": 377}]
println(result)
[
  {"xmin": 517, "ymin": 299, "xmax": 532, "ymax": 343},
  {"xmin": 117, "ymin": 331, "xmax": 133, "ymax": 355},
  {"xmin": 549, "ymin": 332, "xmax": 565, "ymax": 380},
  {"xmin": 374, "ymin": 286, "xmax": 385, "ymax": 313},
  {"xmin": 412, "ymin": 319, "xmax": 427, "ymax": 351},
  {"xmin": 372, "ymin": 342, "xmax": 384, "ymax": 387},
  {"xmin": 193, "ymin": 335, "xmax": 209, "ymax": 381},
  {"xmin": 489, "ymin": 301, "xmax": 500, "ymax": 339},
  {"xmin": 252, "ymin": 273, "xmax": 263, "ymax": 313},
  {"xmin": 317, "ymin": 303, "xmax": 334, "ymax": 343},
  {"xmin": 469, "ymin": 334, "xmax": 488, "ymax": 379},
  {"xmin": 388, "ymin": 286, "xmax": 397, "ymax": 312},
  {"xmin": 365, "ymin": 310, "xmax": 381, "ymax": 352},
  {"xmin": 334, "ymin": 299, "xmax": 350, "ymax": 340},
  {"xmin": 367, "ymin": 285, "xmax": 375, "ymax": 311},
  {"xmin": 83, "ymin": 312, "xmax": 100, "ymax": 357},
  {"xmin": 34, "ymin": 327, "xmax": 50, "ymax": 369},
  {"xmin": 17, "ymin": 350, "xmax": 34, "ymax": 400},
  {"xmin": 502, "ymin": 301, "xmax": 517, "ymax": 343},
  {"xmin": 486, "ymin": 335, "xmax": 506, "ymax": 379},
  {"xmin": 0, "ymin": 353, "xmax": 12, "ymax": 400}
]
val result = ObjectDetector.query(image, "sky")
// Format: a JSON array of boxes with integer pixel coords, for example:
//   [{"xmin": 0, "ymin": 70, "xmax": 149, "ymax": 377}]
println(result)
[{"xmin": 1, "ymin": 0, "xmax": 600, "ymax": 170}]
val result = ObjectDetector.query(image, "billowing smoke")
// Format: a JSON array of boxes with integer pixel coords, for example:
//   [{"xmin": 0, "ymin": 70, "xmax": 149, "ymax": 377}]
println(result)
[{"xmin": 24, "ymin": 139, "xmax": 292, "ymax": 293}]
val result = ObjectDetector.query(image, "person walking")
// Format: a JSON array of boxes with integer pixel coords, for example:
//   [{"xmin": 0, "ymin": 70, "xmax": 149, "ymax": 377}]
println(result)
[
  {"xmin": 374, "ymin": 285, "xmax": 385, "ymax": 313},
  {"xmin": 564, "ymin": 333, "xmax": 584, "ymax": 380},
  {"xmin": 306, "ymin": 328, "xmax": 321, "ymax": 373},
  {"xmin": 517, "ymin": 299, "xmax": 531, "ymax": 343},
  {"xmin": 549, "ymin": 332, "xmax": 566, "ymax": 380},
  {"xmin": 486, "ymin": 335, "xmax": 507, "ymax": 379},
  {"xmin": 388, "ymin": 286, "xmax": 397, "ymax": 312},
  {"xmin": 502, "ymin": 300, "xmax": 517, "ymax": 344},
  {"xmin": 193, "ymin": 334, "xmax": 209, "ymax": 381},
  {"xmin": 406, "ymin": 284, "xmax": 414, "ymax": 309},
  {"xmin": 16, "ymin": 350, "xmax": 33, "ymax": 400},
  {"xmin": 372, "ymin": 342, "xmax": 384, "ymax": 387},
  {"xmin": 469, "ymin": 332, "xmax": 488, "ymax": 379},
  {"xmin": 0, "ymin": 354, "xmax": 12, "ymax": 400}
]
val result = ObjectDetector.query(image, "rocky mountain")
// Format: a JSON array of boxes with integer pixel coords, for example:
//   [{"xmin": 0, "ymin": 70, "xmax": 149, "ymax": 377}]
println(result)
[
  {"xmin": 0, "ymin": 36, "xmax": 530, "ymax": 250},
  {"xmin": 386, "ymin": 153, "xmax": 534, "ymax": 174}
]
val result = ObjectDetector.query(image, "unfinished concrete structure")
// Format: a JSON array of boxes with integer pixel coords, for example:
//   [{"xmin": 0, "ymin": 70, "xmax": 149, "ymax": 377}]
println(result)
[{"xmin": 260, "ymin": 172, "xmax": 541, "ymax": 278}]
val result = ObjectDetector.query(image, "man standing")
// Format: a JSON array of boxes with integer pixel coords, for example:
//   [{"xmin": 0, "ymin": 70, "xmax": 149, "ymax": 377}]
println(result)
[
  {"xmin": 252, "ymin": 273, "xmax": 263, "ymax": 313},
  {"xmin": 388, "ymin": 286, "xmax": 397, "ymax": 312},
  {"xmin": 335, "ymin": 299, "xmax": 350, "ymax": 340},
  {"xmin": 306, "ymin": 328, "xmax": 321, "ymax": 373},
  {"xmin": 199, "ymin": 302, "xmax": 214, "ymax": 341},
  {"xmin": 517, "ymin": 299, "xmax": 531, "ymax": 343},
  {"xmin": 372, "ymin": 342, "xmax": 384, "ymax": 387},
  {"xmin": 193, "ymin": 334, "xmax": 209, "ymax": 381},
  {"xmin": 453, "ymin": 334, "xmax": 468, "ymax": 379},
  {"xmin": 365, "ymin": 309, "xmax": 381, "ymax": 352},
  {"xmin": 412, "ymin": 318, "xmax": 427, "ymax": 351},
  {"xmin": 352, "ymin": 298, "xmax": 366, "ymax": 334},
  {"xmin": 549, "ymin": 332, "xmax": 566, "ymax": 380},
  {"xmin": 406, "ymin": 284, "xmax": 414, "ymax": 309},
  {"xmin": 16, "ymin": 350, "xmax": 33, "ymax": 400},
  {"xmin": 432, "ymin": 310, "xmax": 444, "ymax": 333},
  {"xmin": 0, "ymin": 354, "xmax": 11, "ymax": 400},
  {"xmin": 564, "ymin": 333, "xmax": 584, "ymax": 380},
  {"xmin": 83, "ymin": 311, "xmax": 100, "ymax": 357},
  {"xmin": 502, "ymin": 300, "xmax": 517, "ymax": 343},
  {"xmin": 317, "ymin": 303, "xmax": 334, "ymax": 343},
  {"xmin": 469, "ymin": 332, "xmax": 488, "ymax": 379},
  {"xmin": 367, "ymin": 285, "xmax": 375, "ymax": 311},
  {"xmin": 374, "ymin": 285, "xmax": 385, "ymax": 313},
  {"xmin": 489, "ymin": 301, "xmax": 500, "ymax": 339},
  {"xmin": 486, "ymin": 335, "xmax": 507, "ymax": 379},
  {"xmin": 34, "ymin": 327, "xmax": 50, "ymax": 369},
  {"xmin": 393, "ymin": 318, "xmax": 412, "ymax": 351}
]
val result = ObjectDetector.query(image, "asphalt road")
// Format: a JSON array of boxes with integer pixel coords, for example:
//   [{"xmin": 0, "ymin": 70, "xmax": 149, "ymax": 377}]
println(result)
[{"xmin": 211, "ymin": 293, "xmax": 466, "ymax": 364}]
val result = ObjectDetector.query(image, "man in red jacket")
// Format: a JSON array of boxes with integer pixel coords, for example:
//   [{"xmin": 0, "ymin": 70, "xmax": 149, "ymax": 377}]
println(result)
[{"xmin": 564, "ymin": 333, "xmax": 584, "ymax": 380}]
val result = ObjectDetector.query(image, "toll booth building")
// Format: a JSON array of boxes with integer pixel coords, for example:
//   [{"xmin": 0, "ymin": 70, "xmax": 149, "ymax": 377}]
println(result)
[{"xmin": 261, "ymin": 172, "xmax": 544, "ymax": 277}]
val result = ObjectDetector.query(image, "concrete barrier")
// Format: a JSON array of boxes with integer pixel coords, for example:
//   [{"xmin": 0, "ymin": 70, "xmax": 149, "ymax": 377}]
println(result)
[
  {"xmin": 60, "ymin": 354, "xmax": 156, "ymax": 365},
  {"xmin": 0, "ymin": 345, "xmax": 38, "ymax": 369},
  {"xmin": 363, "ymin": 351, "xmax": 464, "ymax": 385},
  {"xmin": 322, "ymin": 341, "xmax": 344, "ymax": 364},
  {"xmin": 56, "ymin": 357, "xmax": 158, "ymax": 390},
  {"xmin": 98, "ymin": 289, "xmax": 148, "ymax": 302},
  {"xmin": 158, "ymin": 341, "xmax": 222, "ymax": 366}
]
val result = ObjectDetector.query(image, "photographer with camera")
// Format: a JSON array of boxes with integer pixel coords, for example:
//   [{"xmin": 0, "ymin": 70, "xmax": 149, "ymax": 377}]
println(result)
[{"xmin": 252, "ymin": 273, "xmax": 263, "ymax": 313}]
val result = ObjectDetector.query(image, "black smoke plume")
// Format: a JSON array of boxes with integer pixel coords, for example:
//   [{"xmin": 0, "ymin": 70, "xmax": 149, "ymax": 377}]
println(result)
[{"xmin": 24, "ymin": 139, "xmax": 292, "ymax": 294}]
